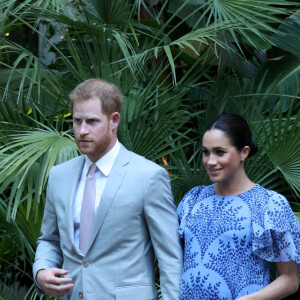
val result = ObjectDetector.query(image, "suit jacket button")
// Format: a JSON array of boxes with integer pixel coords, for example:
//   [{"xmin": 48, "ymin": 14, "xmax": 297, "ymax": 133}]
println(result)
[
  {"xmin": 79, "ymin": 291, "xmax": 83, "ymax": 298},
  {"xmin": 83, "ymin": 261, "xmax": 89, "ymax": 268}
]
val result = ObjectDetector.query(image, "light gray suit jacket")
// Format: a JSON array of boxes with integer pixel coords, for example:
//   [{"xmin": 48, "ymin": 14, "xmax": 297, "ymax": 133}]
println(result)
[{"xmin": 33, "ymin": 144, "xmax": 182, "ymax": 300}]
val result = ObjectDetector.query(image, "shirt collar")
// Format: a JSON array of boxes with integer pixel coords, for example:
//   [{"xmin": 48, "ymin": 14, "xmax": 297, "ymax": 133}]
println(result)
[{"xmin": 84, "ymin": 140, "xmax": 120, "ymax": 177}]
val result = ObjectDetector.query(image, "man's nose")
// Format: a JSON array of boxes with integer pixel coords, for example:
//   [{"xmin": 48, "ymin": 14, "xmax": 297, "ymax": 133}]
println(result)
[{"xmin": 79, "ymin": 122, "xmax": 88, "ymax": 135}]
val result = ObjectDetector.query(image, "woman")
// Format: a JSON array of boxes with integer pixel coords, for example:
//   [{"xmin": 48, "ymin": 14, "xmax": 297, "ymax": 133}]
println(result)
[{"xmin": 177, "ymin": 113, "xmax": 300, "ymax": 300}]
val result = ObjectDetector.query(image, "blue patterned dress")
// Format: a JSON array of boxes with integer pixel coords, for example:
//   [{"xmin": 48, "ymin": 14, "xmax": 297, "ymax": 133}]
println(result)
[{"xmin": 177, "ymin": 184, "xmax": 300, "ymax": 300}]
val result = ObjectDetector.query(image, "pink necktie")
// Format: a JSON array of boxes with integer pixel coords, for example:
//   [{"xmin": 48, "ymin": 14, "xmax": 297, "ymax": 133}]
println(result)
[{"xmin": 79, "ymin": 163, "xmax": 97, "ymax": 254}]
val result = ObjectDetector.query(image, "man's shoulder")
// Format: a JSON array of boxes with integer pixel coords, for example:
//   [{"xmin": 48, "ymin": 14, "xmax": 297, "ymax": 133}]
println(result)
[
  {"xmin": 125, "ymin": 148, "xmax": 162, "ymax": 169},
  {"xmin": 124, "ymin": 150, "xmax": 167, "ymax": 178}
]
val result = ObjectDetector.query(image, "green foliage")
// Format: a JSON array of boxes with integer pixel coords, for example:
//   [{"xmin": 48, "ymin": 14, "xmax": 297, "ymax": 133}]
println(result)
[{"xmin": 0, "ymin": 0, "xmax": 299, "ymax": 298}]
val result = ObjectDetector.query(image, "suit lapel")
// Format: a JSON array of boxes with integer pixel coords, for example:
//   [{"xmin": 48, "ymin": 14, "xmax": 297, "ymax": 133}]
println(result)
[
  {"xmin": 88, "ymin": 144, "xmax": 130, "ymax": 250},
  {"xmin": 64, "ymin": 156, "xmax": 85, "ymax": 249}
]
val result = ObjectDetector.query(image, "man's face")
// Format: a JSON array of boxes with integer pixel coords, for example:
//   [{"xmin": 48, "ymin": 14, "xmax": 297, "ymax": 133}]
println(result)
[{"xmin": 72, "ymin": 97, "xmax": 119, "ymax": 162}]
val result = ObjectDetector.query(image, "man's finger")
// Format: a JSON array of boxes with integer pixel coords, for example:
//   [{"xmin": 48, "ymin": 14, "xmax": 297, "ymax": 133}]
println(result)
[
  {"xmin": 44, "ymin": 282, "xmax": 74, "ymax": 298},
  {"xmin": 48, "ymin": 275, "xmax": 73, "ymax": 285},
  {"xmin": 52, "ymin": 268, "xmax": 70, "ymax": 276}
]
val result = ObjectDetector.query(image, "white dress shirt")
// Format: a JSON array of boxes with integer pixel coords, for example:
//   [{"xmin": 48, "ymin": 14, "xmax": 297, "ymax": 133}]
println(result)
[{"xmin": 73, "ymin": 141, "xmax": 120, "ymax": 250}]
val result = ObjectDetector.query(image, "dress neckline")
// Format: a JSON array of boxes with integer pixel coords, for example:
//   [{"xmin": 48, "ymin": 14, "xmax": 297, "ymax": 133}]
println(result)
[{"xmin": 212, "ymin": 183, "xmax": 259, "ymax": 197}]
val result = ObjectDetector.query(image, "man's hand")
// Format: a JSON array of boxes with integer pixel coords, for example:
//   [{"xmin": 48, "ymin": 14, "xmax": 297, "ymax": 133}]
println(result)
[{"xmin": 36, "ymin": 268, "xmax": 74, "ymax": 298}]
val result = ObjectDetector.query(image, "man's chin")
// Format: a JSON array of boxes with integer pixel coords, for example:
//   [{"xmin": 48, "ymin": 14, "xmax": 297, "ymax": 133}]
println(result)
[{"xmin": 78, "ymin": 146, "xmax": 92, "ymax": 155}]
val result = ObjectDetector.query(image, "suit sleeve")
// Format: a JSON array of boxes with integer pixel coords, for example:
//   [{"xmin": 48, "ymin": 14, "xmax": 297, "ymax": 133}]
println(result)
[
  {"xmin": 32, "ymin": 169, "xmax": 63, "ymax": 294},
  {"xmin": 144, "ymin": 167, "xmax": 183, "ymax": 300}
]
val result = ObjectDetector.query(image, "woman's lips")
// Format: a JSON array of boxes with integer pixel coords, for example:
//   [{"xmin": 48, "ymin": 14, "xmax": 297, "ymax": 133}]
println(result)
[{"xmin": 208, "ymin": 168, "xmax": 221, "ymax": 176}]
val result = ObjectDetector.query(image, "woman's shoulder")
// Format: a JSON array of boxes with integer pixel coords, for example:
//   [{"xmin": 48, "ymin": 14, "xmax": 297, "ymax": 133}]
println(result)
[
  {"xmin": 177, "ymin": 184, "xmax": 214, "ymax": 216},
  {"xmin": 240, "ymin": 184, "xmax": 298, "ymax": 234},
  {"xmin": 184, "ymin": 184, "xmax": 215, "ymax": 203},
  {"xmin": 187, "ymin": 184, "xmax": 214, "ymax": 196},
  {"xmin": 248, "ymin": 186, "xmax": 300, "ymax": 263},
  {"xmin": 242, "ymin": 184, "xmax": 288, "ymax": 208},
  {"xmin": 177, "ymin": 184, "xmax": 215, "ymax": 236}
]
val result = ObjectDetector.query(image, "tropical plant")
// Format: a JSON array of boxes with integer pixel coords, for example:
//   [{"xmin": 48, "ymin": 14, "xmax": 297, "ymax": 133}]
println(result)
[{"xmin": 0, "ymin": 0, "xmax": 299, "ymax": 299}]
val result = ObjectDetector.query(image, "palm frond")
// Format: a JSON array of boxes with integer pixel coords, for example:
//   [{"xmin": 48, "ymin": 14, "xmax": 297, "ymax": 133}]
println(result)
[
  {"xmin": 118, "ymin": 81, "xmax": 191, "ymax": 162},
  {"xmin": 170, "ymin": 0, "xmax": 295, "ymax": 53},
  {"xmin": 80, "ymin": 0, "xmax": 131, "ymax": 24},
  {"xmin": 0, "ymin": 199, "xmax": 38, "ymax": 264},
  {"xmin": 0, "ymin": 0, "xmax": 70, "ymax": 13},
  {"xmin": 0, "ymin": 127, "xmax": 78, "ymax": 220},
  {"xmin": 170, "ymin": 143, "xmax": 209, "ymax": 206},
  {"xmin": 206, "ymin": 0, "xmax": 295, "ymax": 51},
  {"xmin": 251, "ymin": 99, "xmax": 300, "ymax": 197},
  {"xmin": 272, "ymin": 11, "xmax": 300, "ymax": 58},
  {"xmin": 254, "ymin": 56, "xmax": 300, "ymax": 95}
]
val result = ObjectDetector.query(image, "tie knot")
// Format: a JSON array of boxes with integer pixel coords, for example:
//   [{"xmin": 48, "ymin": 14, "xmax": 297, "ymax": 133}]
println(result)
[{"xmin": 87, "ymin": 163, "xmax": 97, "ymax": 178}]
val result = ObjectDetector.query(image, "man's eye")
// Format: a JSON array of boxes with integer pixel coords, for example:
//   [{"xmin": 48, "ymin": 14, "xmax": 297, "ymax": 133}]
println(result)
[{"xmin": 74, "ymin": 118, "xmax": 81, "ymax": 123}]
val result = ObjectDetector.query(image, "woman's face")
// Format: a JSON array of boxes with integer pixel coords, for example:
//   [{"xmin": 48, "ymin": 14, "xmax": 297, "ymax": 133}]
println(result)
[{"xmin": 202, "ymin": 129, "xmax": 245, "ymax": 185}]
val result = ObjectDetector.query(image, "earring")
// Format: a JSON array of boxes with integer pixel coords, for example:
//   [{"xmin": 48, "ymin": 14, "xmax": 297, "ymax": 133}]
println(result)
[{"xmin": 241, "ymin": 158, "xmax": 245, "ymax": 163}]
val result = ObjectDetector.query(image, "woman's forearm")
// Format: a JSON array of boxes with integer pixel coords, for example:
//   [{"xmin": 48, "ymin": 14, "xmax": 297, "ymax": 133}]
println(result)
[{"xmin": 236, "ymin": 261, "xmax": 299, "ymax": 300}]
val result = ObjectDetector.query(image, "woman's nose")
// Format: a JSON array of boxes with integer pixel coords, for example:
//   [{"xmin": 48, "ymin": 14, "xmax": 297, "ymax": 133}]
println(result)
[{"xmin": 207, "ymin": 155, "xmax": 217, "ymax": 165}]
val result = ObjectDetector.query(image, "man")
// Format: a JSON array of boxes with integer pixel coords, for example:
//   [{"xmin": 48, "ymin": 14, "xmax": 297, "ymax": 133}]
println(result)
[{"xmin": 33, "ymin": 78, "xmax": 182, "ymax": 300}]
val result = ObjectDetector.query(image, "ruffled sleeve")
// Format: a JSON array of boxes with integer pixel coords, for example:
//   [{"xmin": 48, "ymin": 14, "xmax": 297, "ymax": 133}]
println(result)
[
  {"xmin": 250, "ymin": 186, "xmax": 300, "ymax": 264},
  {"xmin": 177, "ymin": 185, "xmax": 206, "ymax": 239}
]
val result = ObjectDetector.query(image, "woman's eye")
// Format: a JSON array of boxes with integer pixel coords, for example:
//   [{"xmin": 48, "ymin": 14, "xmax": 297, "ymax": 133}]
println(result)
[
  {"xmin": 216, "ymin": 150, "xmax": 225, "ymax": 155},
  {"xmin": 202, "ymin": 150, "xmax": 209, "ymax": 156}
]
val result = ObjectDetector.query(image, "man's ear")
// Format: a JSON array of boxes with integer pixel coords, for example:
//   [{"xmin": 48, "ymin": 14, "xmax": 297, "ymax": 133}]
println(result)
[{"xmin": 110, "ymin": 112, "xmax": 120, "ymax": 130}]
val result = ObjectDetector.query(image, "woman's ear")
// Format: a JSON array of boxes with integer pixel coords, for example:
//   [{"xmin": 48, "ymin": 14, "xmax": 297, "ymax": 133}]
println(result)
[{"xmin": 241, "ymin": 146, "xmax": 250, "ymax": 161}]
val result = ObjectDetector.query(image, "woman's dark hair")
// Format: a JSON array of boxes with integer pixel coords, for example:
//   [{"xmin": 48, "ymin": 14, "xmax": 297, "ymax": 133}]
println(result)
[{"xmin": 205, "ymin": 113, "xmax": 258, "ymax": 158}]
